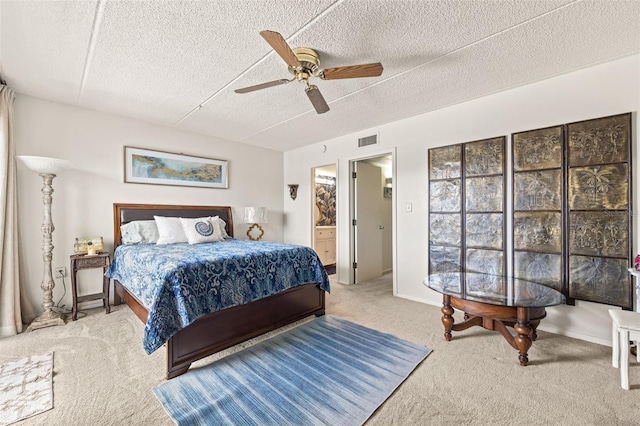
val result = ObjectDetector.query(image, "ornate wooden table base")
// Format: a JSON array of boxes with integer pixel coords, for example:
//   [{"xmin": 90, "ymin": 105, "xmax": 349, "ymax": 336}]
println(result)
[{"xmin": 442, "ymin": 295, "xmax": 547, "ymax": 366}]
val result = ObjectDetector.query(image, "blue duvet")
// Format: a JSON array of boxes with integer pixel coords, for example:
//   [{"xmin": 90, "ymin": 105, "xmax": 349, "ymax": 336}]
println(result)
[{"xmin": 105, "ymin": 239, "xmax": 330, "ymax": 354}]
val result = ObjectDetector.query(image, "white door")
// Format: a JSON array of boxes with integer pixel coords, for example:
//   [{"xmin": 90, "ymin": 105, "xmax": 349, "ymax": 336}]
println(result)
[{"xmin": 354, "ymin": 162, "xmax": 383, "ymax": 283}]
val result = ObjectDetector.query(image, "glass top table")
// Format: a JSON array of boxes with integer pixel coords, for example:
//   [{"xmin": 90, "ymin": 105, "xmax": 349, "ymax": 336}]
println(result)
[
  {"xmin": 425, "ymin": 272, "xmax": 565, "ymax": 308},
  {"xmin": 424, "ymin": 272, "xmax": 566, "ymax": 366}
]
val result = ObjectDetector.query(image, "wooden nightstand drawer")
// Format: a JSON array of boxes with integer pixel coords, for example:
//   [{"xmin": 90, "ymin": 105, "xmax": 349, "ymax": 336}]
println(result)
[{"xmin": 74, "ymin": 254, "xmax": 109, "ymax": 269}]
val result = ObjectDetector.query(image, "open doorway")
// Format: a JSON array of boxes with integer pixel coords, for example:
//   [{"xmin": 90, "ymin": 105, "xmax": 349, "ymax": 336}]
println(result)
[
  {"xmin": 312, "ymin": 164, "xmax": 337, "ymax": 275},
  {"xmin": 350, "ymin": 154, "xmax": 393, "ymax": 284}
]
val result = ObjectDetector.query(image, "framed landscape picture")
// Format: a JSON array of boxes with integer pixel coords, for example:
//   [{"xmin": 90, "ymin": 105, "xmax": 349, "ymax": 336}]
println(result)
[{"xmin": 124, "ymin": 147, "xmax": 228, "ymax": 189}]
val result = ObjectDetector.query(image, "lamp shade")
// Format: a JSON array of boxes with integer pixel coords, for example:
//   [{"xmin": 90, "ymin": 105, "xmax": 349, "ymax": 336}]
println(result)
[
  {"xmin": 244, "ymin": 207, "xmax": 268, "ymax": 224},
  {"xmin": 17, "ymin": 156, "xmax": 71, "ymax": 174}
]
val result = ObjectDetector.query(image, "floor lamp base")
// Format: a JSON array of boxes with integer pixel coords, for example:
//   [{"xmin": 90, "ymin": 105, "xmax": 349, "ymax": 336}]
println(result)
[{"xmin": 26, "ymin": 310, "xmax": 66, "ymax": 332}]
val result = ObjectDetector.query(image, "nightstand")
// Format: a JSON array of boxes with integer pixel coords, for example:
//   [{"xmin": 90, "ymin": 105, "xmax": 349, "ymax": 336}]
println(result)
[{"xmin": 70, "ymin": 253, "xmax": 111, "ymax": 321}]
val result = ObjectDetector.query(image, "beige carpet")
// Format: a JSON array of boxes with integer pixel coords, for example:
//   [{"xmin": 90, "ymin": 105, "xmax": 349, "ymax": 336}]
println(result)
[{"xmin": 1, "ymin": 274, "xmax": 639, "ymax": 425}]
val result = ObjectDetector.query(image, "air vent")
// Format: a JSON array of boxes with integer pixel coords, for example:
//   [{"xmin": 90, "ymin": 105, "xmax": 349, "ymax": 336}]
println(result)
[{"xmin": 358, "ymin": 134, "xmax": 378, "ymax": 147}]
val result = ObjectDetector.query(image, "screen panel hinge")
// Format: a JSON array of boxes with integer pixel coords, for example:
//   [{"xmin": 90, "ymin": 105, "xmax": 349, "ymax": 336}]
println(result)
[
  {"xmin": 352, "ymin": 219, "xmax": 357, "ymax": 226},
  {"xmin": 353, "ymin": 262, "xmax": 357, "ymax": 269},
  {"xmin": 352, "ymin": 172, "xmax": 357, "ymax": 179}
]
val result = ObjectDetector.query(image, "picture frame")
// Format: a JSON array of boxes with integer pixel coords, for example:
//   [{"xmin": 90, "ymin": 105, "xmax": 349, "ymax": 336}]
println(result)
[{"xmin": 124, "ymin": 146, "xmax": 228, "ymax": 189}]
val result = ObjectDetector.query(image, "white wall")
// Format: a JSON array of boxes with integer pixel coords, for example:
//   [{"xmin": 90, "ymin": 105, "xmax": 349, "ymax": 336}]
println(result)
[
  {"xmin": 284, "ymin": 54, "xmax": 640, "ymax": 345},
  {"xmin": 15, "ymin": 95, "xmax": 283, "ymax": 320}
]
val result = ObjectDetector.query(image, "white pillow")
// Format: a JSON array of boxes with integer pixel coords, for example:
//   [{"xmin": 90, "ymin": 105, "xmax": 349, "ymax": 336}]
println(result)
[
  {"xmin": 180, "ymin": 217, "xmax": 224, "ymax": 244},
  {"xmin": 211, "ymin": 216, "xmax": 230, "ymax": 239},
  {"xmin": 121, "ymin": 220, "xmax": 159, "ymax": 244},
  {"xmin": 154, "ymin": 216, "xmax": 188, "ymax": 245}
]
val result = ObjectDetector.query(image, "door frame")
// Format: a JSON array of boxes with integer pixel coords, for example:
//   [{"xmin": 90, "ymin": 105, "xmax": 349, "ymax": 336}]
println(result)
[
  {"xmin": 310, "ymin": 161, "xmax": 338, "ymax": 270},
  {"xmin": 348, "ymin": 147, "xmax": 397, "ymax": 293}
]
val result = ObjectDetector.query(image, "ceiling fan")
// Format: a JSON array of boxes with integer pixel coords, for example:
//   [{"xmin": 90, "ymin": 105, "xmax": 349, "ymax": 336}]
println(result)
[{"xmin": 234, "ymin": 30, "xmax": 384, "ymax": 114}]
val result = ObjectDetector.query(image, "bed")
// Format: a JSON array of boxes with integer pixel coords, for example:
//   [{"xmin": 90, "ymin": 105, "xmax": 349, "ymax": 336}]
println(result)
[{"xmin": 109, "ymin": 203, "xmax": 328, "ymax": 379}]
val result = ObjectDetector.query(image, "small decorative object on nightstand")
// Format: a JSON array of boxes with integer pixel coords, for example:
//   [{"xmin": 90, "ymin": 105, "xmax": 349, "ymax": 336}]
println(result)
[{"xmin": 70, "ymin": 252, "xmax": 111, "ymax": 321}]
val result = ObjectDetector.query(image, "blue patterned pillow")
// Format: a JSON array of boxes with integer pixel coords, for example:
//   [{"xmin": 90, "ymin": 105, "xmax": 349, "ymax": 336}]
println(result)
[{"xmin": 180, "ymin": 217, "xmax": 224, "ymax": 244}]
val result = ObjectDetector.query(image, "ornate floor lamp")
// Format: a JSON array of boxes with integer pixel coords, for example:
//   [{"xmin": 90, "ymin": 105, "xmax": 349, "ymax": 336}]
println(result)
[{"xmin": 17, "ymin": 155, "xmax": 71, "ymax": 331}]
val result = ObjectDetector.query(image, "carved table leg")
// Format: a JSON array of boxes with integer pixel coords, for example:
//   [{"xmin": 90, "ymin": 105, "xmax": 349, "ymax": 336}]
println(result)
[
  {"xmin": 441, "ymin": 295, "xmax": 455, "ymax": 341},
  {"xmin": 514, "ymin": 307, "xmax": 533, "ymax": 366},
  {"xmin": 530, "ymin": 319, "xmax": 541, "ymax": 341}
]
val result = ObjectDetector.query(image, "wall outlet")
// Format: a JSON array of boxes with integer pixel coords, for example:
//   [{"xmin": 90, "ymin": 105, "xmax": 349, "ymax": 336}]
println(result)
[{"xmin": 54, "ymin": 266, "xmax": 67, "ymax": 278}]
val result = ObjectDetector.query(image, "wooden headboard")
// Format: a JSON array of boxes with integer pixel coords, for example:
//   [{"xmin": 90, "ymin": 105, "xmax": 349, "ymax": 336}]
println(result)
[{"xmin": 113, "ymin": 203, "xmax": 234, "ymax": 247}]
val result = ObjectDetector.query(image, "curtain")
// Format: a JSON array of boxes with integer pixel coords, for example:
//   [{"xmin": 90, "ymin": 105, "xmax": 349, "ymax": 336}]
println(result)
[{"xmin": 0, "ymin": 83, "xmax": 22, "ymax": 337}]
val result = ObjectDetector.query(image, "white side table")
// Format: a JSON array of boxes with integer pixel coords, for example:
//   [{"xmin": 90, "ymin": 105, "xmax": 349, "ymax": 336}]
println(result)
[
  {"xmin": 626, "ymin": 268, "xmax": 640, "ymax": 313},
  {"xmin": 626, "ymin": 268, "xmax": 640, "ymax": 356}
]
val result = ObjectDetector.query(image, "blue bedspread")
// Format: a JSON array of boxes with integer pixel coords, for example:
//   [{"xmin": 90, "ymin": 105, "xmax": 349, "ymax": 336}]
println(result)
[{"xmin": 105, "ymin": 239, "xmax": 330, "ymax": 354}]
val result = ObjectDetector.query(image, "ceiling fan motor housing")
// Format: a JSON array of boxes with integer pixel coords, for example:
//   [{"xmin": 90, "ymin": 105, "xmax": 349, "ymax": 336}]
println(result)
[{"xmin": 289, "ymin": 48, "xmax": 320, "ymax": 76}]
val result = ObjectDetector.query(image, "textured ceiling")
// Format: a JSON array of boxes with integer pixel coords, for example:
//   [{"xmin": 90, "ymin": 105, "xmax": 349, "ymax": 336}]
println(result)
[{"xmin": 1, "ymin": 0, "xmax": 639, "ymax": 152}]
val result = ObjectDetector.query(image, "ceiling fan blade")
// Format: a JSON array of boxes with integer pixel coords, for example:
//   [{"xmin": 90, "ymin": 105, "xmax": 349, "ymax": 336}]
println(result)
[
  {"xmin": 260, "ymin": 30, "xmax": 301, "ymax": 68},
  {"xmin": 320, "ymin": 62, "xmax": 383, "ymax": 80},
  {"xmin": 234, "ymin": 79, "xmax": 291, "ymax": 94},
  {"xmin": 305, "ymin": 85, "xmax": 330, "ymax": 114}
]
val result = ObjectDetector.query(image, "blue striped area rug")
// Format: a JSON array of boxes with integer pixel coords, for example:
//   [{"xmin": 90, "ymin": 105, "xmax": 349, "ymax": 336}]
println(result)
[{"xmin": 153, "ymin": 315, "xmax": 432, "ymax": 425}]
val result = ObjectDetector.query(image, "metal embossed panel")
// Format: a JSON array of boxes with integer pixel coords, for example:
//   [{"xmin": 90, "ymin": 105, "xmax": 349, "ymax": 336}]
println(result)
[
  {"xmin": 513, "ymin": 126, "xmax": 563, "ymax": 171},
  {"xmin": 429, "ymin": 214, "xmax": 461, "ymax": 246},
  {"xmin": 464, "ymin": 137, "xmax": 504, "ymax": 177},
  {"xmin": 465, "ymin": 176, "xmax": 503, "ymax": 212},
  {"xmin": 569, "ymin": 211, "xmax": 628, "ymax": 258},
  {"xmin": 465, "ymin": 271, "xmax": 504, "ymax": 301},
  {"xmin": 568, "ymin": 163, "xmax": 628, "ymax": 210},
  {"xmin": 429, "ymin": 246, "xmax": 461, "ymax": 273},
  {"xmin": 569, "ymin": 256, "xmax": 630, "ymax": 308},
  {"xmin": 466, "ymin": 248, "xmax": 503, "ymax": 276},
  {"xmin": 514, "ymin": 212, "xmax": 562, "ymax": 253},
  {"xmin": 568, "ymin": 114, "xmax": 630, "ymax": 167},
  {"xmin": 466, "ymin": 213, "xmax": 502, "ymax": 249},
  {"xmin": 428, "ymin": 272, "xmax": 462, "ymax": 294},
  {"xmin": 514, "ymin": 252, "xmax": 562, "ymax": 291},
  {"xmin": 429, "ymin": 179, "xmax": 461, "ymax": 212},
  {"xmin": 429, "ymin": 145, "xmax": 462, "ymax": 180},
  {"xmin": 514, "ymin": 169, "xmax": 562, "ymax": 211}
]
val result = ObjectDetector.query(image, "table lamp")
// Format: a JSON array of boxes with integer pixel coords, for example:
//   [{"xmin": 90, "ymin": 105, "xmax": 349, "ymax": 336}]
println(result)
[{"xmin": 244, "ymin": 207, "xmax": 268, "ymax": 241}]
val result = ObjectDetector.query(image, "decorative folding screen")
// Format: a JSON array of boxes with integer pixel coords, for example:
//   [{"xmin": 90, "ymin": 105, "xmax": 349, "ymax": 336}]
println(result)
[
  {"xmin": 512, "ymin": 126, "xmax": 565, "ymax": 293},
  {"xmin": 429, "ymin": 144, "xmax": 463, "ymax": 274},
  {"xmin": 566, "ymin": 113, "xmax": 632, "ymax": 309},
  {"xmin": 428, "ymin": 113, "xmax": 632, "ymax": 310},
  {"xmin": 429, "ymin": 137, "xmax": 506, "ymax": 280}
]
